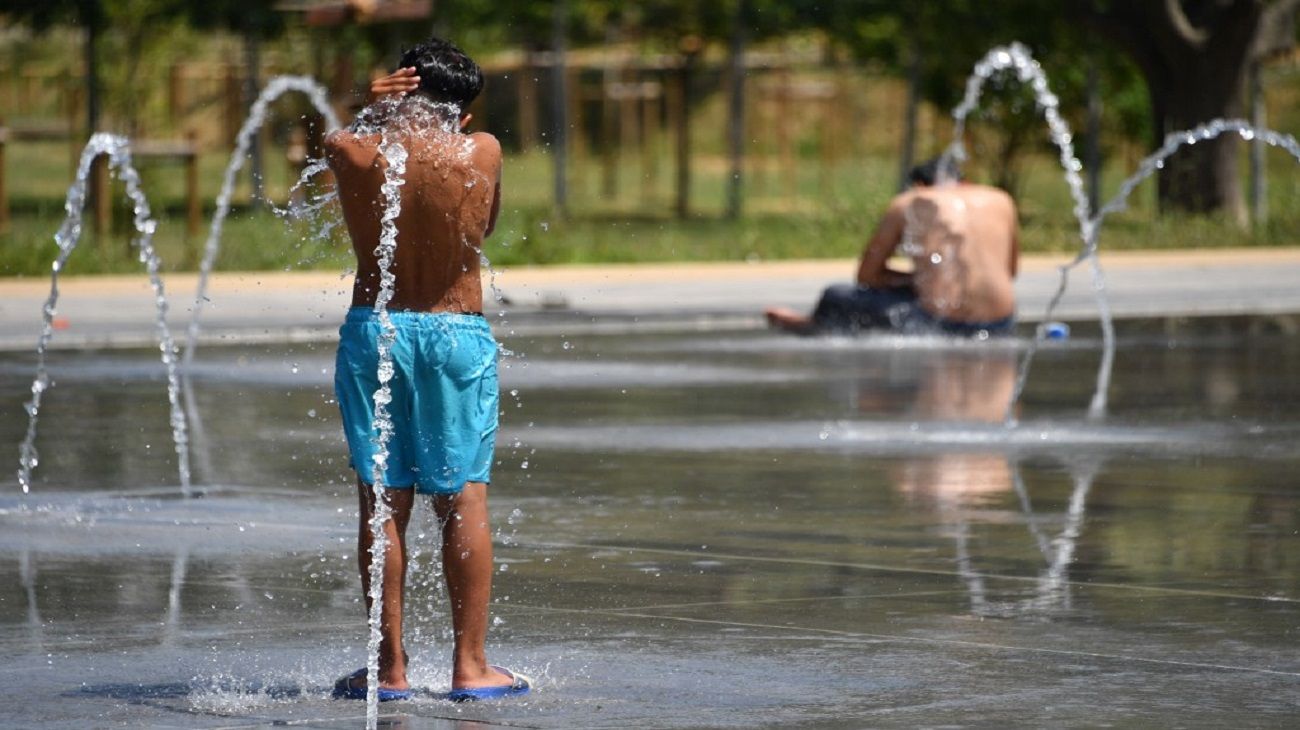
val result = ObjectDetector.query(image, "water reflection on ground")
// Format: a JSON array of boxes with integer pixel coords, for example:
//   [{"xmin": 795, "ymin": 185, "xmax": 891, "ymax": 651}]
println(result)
[{"xmin": 0, "ymin": 322, "xmax": 1297, "ymax": 727}]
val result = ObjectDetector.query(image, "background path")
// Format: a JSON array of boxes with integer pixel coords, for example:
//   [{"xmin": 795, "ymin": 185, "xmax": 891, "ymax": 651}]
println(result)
[{"xmin": 1, "ymin": 248, "xmax": 1298, "ymax": 349}]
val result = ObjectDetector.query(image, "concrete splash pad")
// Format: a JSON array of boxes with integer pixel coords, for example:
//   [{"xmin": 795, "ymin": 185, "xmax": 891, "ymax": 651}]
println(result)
[{"xmin": 1, "ymin": 323, "xmax": 1298, "ymax": 727}]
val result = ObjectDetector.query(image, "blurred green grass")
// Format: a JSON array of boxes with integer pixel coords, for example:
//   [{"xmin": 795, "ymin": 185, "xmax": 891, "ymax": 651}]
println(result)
[{"xmin": 2, "ymin": 135, "xmax": 1298, "ymax": 278}]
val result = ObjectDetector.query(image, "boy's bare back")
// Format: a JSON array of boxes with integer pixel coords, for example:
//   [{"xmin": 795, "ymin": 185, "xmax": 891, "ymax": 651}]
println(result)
[
  {"xmin": 869, "ymin": 183, "xmax": 1018, "ymax": 323},
  {"xmin": 326, "ymin": 127, "xmax": 501, "ymax": 313}
]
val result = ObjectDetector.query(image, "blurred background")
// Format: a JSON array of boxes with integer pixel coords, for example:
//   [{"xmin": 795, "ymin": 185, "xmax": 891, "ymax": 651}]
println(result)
[{"xmin": 0, "ymin": 0, "xmax": 1297, "ymax": 276}]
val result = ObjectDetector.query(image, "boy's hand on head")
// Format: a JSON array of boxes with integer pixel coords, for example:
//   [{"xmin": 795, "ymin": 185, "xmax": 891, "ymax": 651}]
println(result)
[{"xmin": 368, "ymin": 67, "xmax": 420, "ymax": 104}]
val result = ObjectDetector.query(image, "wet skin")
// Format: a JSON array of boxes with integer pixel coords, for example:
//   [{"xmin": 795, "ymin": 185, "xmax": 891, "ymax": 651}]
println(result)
[
  {"xmin": 767, "ymin": 182, "xmax": 1020, "ymax": 331},
  {"xmin": 858, "ymin": 183, "xmax": 1020, "ymax": 324},
  {"xmin": 325, "ymin": 120, "xmax": 501, "ymax": 313},
  {"xmin": 324, "ymin": 84, "xmax": 513, "ymax": 694}
]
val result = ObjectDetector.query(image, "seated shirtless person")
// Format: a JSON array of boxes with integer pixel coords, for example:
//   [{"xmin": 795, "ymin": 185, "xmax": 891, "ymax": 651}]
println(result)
[
  {"xmin": 326, "ymin": 38, "xmax": 529, "ymax": 703},
  {"xmin": 766, "ymin": 159, "xmax": 1020, "ymax": 337}
]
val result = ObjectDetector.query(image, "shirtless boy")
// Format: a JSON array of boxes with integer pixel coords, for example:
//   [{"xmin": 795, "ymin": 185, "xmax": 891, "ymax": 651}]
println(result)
[
  {"xmin": 766, "ymin": 159, "xmax": 1020, "ymax": 337},
  {"xmin": 326, "ymin": 37, "xmax": 529, "ymax": 703}
]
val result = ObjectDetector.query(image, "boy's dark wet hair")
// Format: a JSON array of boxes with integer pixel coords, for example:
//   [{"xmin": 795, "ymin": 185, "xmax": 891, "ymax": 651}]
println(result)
[
  {"xmin": 398, "ymin": 37, "xmax": 484, "ymax": 109},
  {"xmin": 909, "ymin": 157, "xmax": 960, "ymax": 187}
]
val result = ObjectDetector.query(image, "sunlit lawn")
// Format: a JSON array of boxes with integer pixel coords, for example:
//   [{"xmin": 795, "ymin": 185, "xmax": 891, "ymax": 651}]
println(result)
[{"xmin": 2, "ymin": 136, "xmax": 1298, "ymax": 278}]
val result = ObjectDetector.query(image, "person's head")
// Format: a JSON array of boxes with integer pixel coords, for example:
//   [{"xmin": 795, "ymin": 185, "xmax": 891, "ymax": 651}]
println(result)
[
  {"xmin": 908, "ymin": 157, "xmax": 960, "ymax": 187},
  {"xmin": 398, "ymin": 37, "xmax": 483, "ymax": 111}
]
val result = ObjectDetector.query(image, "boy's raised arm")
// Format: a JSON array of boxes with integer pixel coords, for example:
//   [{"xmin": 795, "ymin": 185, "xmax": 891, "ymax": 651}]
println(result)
[
  {"xmin": 369, "ymin": 67, "xmax": 421, "ymax": 104},
  {"xmin": 473, "ymin": 133, "xmax": 503, "ymax": 238}
]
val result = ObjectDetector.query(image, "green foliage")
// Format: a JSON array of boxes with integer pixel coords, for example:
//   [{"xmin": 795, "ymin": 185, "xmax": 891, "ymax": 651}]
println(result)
[
  {"xmin": 183, "ymin": 0, "xmax": 284, "ymax": 37},
  {"xmin": 4, "ymin": 138, "xmax": 1298, "ymax": 277},
  {"xmin": 814, "ymin": 1, "xmax": 1150, "ymax": 178},
  {"xmin": 3, "ymin": 0, "xmax": 1296, "ymax": 271},
  {"xmin": 0, "ymin": 0, "xmax": 88, "ymax": 30},
  {"xmin": 99, "ymin": 1, "xmax": 201, "ymax": 135}
]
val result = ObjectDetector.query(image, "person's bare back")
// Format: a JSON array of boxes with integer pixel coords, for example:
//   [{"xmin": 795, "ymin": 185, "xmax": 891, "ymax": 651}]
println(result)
[
  {"xmin": 326, "ymin": 121, "xmax": 501, "ymax": 313},
  {"xmin": 767, "ymin": 165, "xmax": 1020, "ymax": 336},
  {"xmin": 898, "ymin": 183, "xmax": 1018, "ymax": 323}
]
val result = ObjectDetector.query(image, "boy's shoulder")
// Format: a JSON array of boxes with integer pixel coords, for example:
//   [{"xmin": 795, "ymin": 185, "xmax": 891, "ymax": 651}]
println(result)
[
  {"xmin": 324, "ymin": 130, "xmax": 379, "ymax": 167},
  {"xmin": 463, "ymin": 132, "xmax": 502, "ymax": 179},
  {"xmin": 324, "ymin": 129, "xmax": 499, "ymax": 176},
  {"xmin": 466, "ymin": 131, "xmax": 501, "ymax": 160}
]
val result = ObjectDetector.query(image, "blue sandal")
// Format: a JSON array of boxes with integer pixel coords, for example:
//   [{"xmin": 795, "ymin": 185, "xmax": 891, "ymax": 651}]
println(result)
[
  {"xmin": 331, "ymin": 668, "xmax": 414, "ymax": 702},
  {"xmin": 447, "ymin": 666, "xmax": 532, "ymax": 702}
]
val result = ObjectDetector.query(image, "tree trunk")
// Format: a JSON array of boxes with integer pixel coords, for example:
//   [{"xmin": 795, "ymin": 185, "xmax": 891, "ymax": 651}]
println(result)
[
  {"xmin": 551, "ymin": 0, "xmax": 569, "ymax": 216},
  {"xmin": 1071, "ymin": 0, "xmax": 1287, "ymax": 221},
  {"xmin": 725, "ymin": 0, "xmax": 748, "ymax": 220},
  {"xmin": 1248, "ymin": 59, "xmax": 1267, "ymax": 226},
  {"xmin": 82, "ymin": 0, "xmax": 104, "ymax": 239},
  {"xmin": 243, "ymin": 32, "xmax": 264, "ymax": 210},
  {"xmin": 674, "ymin": 55, "xmax": 695, "ymax": 220},
  {"xmin": 1150, "ymin": 52, "xmax": 1248, "ymax": 221},
  {"xmin": 82, "ymin": 0, "xmax": 101, "ymax": 135},
  {"xmin": 897, "ymin": 39, "xmax": 921, "ymax": 192},
  {"xmin": 1085, "ymin": 58, "xmax": 1102, "ymax": 214}
]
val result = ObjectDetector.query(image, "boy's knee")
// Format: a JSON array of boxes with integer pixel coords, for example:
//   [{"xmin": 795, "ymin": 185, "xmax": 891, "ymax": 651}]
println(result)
[{"xmin": 433, "ymin": 481, "xmax": 489, "ymax": 518}]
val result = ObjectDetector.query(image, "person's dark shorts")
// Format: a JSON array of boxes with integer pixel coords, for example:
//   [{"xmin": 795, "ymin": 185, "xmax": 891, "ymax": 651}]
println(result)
[{"xmin": 811, "ymin": 283, "xmax": 1016, "ymax": 338}]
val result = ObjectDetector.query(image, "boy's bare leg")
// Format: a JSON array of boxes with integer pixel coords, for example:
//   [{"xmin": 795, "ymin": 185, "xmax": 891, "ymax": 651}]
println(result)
[
  {"xmin": 764, "ymin": 306, "xmax": 816, "ymax": 334},
  {"xmin": 433, "ymin": 482, "xmax": 514, "ymax": 689},
  {"xmin": 357, "ymin": 480, "xmax": 414, "ymax": 690}
]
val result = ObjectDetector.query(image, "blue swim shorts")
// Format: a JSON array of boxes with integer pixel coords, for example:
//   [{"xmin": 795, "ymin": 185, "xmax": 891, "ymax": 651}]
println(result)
[{"xmin": 334, "ymin": 307, "xmax": 499, "ymax": 494}]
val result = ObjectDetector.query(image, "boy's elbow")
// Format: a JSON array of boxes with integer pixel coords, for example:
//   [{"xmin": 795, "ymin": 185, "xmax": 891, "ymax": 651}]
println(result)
[
  {"xmin": 322, "ymin": 131, "xmax": 353, "ymax": 163},
  {"xmin": 856, "ymin": 260, "xmax": 884, "ymax": 287}
]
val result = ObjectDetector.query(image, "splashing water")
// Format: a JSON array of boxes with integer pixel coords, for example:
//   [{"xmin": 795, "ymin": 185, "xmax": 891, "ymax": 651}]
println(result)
[
  {"xmin": 271, "ymin": 159, "xmax": 345, "ymax": 269},
  {"xmin": 357, "ymin": 101, "xmax": 412, "ymax": 726},
  {"xmin": 935, "ymin": 43, "xmax": 1112, "ymax": 422},
  {"xmin": 946, "ymin": 43, "xmax": 1094, "ymax": 245},
  {"xmin": 1075, "ymin": 119, "xmax": 1300, "ymax": 416},
  {"xmin": 950, "ymin": 46, "xmax": 1300, "ymax": 420},
  {"xmin": 183, "ymin": 76, "xmax": 341, "ymax": 369},
  {"xmin": 345, "ymin": 95, "xmax": 485, "ymax": 727},
  {"xmin": 18, "ymin": 134, "xmax": 191, "ymax": 493}
]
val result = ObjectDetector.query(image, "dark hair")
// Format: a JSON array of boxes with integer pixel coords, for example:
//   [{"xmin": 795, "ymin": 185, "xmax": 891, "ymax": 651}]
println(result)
[
  {"xmin": 908, "ymin": 157, "xmax": 960, "ymax": 187},
  {"xmin": 398, "ymin": 37, "xmax": 484, "ymax": 109}
]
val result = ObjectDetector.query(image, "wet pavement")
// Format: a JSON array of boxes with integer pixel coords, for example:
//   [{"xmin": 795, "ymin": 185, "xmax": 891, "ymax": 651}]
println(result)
[{"xmin": 1, "ymin": 322, "xmax": 1298, "ymax": 728}]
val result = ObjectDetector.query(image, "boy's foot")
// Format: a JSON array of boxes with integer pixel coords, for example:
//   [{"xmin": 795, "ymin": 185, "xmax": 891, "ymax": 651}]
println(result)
[
  {"xmin": 331, "ymin": 668, "xmax": 413, "ymax": 702},
  {"xmin": 448, "ymin": 666, "xmax": 532, "ymax": 703},
  {"xmin": 764, "ymin": 307, "xmax": 816, "ymax": 335}
]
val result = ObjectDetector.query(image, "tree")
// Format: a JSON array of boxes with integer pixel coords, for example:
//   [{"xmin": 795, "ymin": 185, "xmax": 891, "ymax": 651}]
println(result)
[
  {"xmin": 813, "ymin": 1, "xmax": 1148, "ymax": 197},
  {"xmin": 184, "ymin": 1, "xmax": 286, "ymax": 204},
  {"xmin": 1069, "ymin": 0, "xmax": 1300, "ymax": 219},
  {"xmin": 0, "ymin": 0, "xmax": 106, "ymax": 134}
]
